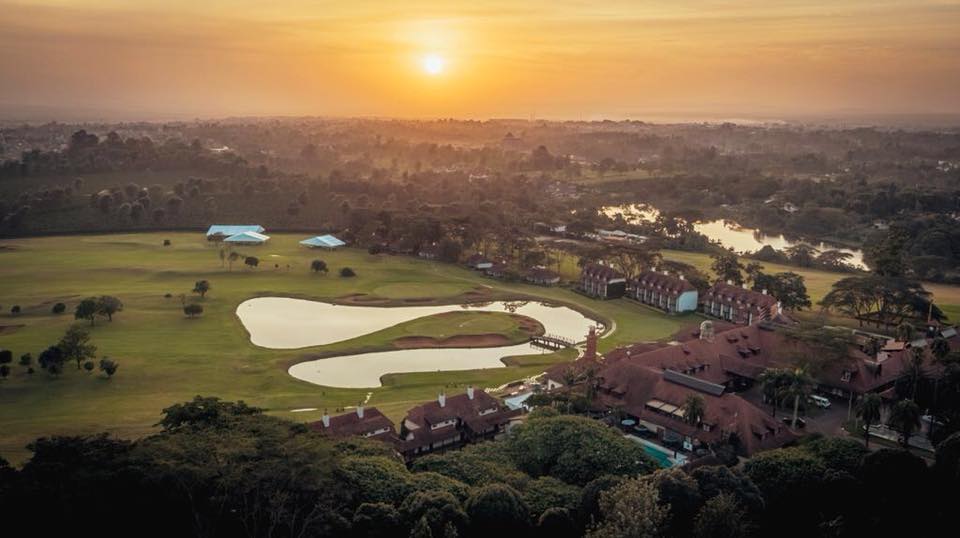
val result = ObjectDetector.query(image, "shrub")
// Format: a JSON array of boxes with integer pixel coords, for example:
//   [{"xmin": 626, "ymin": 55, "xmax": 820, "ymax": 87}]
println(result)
[
  {"xmin": 52, "ymin": 302, "xmax": 66, "ymax": 314},
  {"xmin": 340, "ymin": 267, "xmax": 356, "ymax": 277},
  {"xmin": 162, "ymin": 239, "xmax": 171, "ymax": 246},
  {"xmin": 10, "ymin": 305, "xmax": 21, "ymax": 315},
  {"xmin": 183, "ymin": 304, "xmax": 204, "ymax": 318},
  {"xmin": 99, "ymin": 358, "xmax": 119, "ymax": 378},
  {"xmin": 83, "ymin": 361, "xmax": 95, "ymax": 372}
]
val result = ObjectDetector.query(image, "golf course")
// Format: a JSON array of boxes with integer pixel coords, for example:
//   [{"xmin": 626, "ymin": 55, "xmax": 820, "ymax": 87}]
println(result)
[{"xmin": 2, "ymin": 232, "xmax": 959, "ymax": 463}]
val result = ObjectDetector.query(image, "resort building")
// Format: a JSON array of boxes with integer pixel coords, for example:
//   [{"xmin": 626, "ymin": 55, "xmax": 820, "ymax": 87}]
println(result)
[
  {"xmin": 300, "ymin": 234, "xmax": 346, "ymax": 249},
  {"xmin": 501, "ymin": 132, "xmax": 523, "ymax": 152},
  {"xmin": 700, "ymin": 281, "xmax": 780, "ymax": 325},
  {"xmin": 580, "ymin": 263, "xmax": 627, "ymax": 299},
  {"xmin": 222, "ymin": 231, "xmax": 270, "ymax": 245},
  {"xmin": 311, "ymin": 406, "xmax": 397, "ymax": 439},
  {"xmin": 394, "ymin": 388, "xmax": 521, "ymax": 460},
  {"xmin": 525, "ymin": 266, "xmax": 560, "ymax": 286},
  {"xmin": 629, "ymin": 270, "xmax": 699, "ymax": 314},
  {"xmin": 418, "ymin": 243, "xmax": 441, "ymax": 260}
]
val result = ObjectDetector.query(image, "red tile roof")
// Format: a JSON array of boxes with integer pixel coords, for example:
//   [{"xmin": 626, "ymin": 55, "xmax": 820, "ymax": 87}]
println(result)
[
  {"xmin": 310, "ymin": 407, "xmax": 397, "ymax": 438},
  {"xmin": 706, "ymin": 281, "xmax": 778, "ymax": 309},
  {"xmin": 581, "ymin": 263, "xmax": 624, "ymax": 281},
  {"xmin": 631, "ymin": 270, "xmax": 697, "ymax": 294}
]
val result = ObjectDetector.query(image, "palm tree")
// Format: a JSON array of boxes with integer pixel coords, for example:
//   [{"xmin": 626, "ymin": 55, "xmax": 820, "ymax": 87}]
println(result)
[
  {"xmin": 683, "ymin": 395, "xmax": 706, "ymax": 427},
  {"xmin": 781, "ymin": 368, "xmax": 814, "ymax": 429},
  {"xmin": 906, "ymin": 347, "xmax": 926, "ymax": 400},
  {"xmin": 855, "ymin": 393, "xmax": 882, "ymax": 449},
  {"xmin": 928, "ymin": 337, "xmax": 952, "ymax": 438},
  {"xmin": 896, "ymin": 323, "xmax": 915, "ymax": 343},
  {"xmin": 758, "ymin": 369, "xmax": 788, "ymax": 417},
  {"xmin": 888, "ymin": 399, "xmax": 921, "ymax": 449}
]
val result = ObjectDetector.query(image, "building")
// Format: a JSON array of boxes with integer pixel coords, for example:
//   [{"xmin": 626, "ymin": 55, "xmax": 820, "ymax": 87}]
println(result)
[
  {"xmin": 394, "ymin": 388, "xmax": 521, "ymax": 460},
  {"xmin": 311, "ymin": 406, "xmax": 397, "ymax": 439},
  {"xmin": 222, "ymin": 231, "xmax": 270, "ymax": 245},
  {"xmin": 629, "ymin": 270, "xmax": 698, "ymax": 314},
  {"xmin": 300, "ymin": 234, "xmax": 346, "ymax": 249},
  {"xmin": 525, "ymin": 266, "xmax": 560, "ymax": 286},
  {"xmin": 580, "ymin": 263, "xmax": 627, "ymax": 299},
  {"xmin": 418, "ymin": 243, "xmax": 441, "ymax": 260},
  {"xmin": 484, "ymin": 261, "xmax": 511, "ymax": 279},
  {"xmin": 700, "ymin": 281, "xmax": 780, "ymax": 325},
  {"xmin": 501, "ymin": 132, "xmax": 523, "ymax": 152},
  {"xmin": 465, "ymin": 253, "xmax": 494, "ymax": 270},
  {"xmin": 206, "ymin": 224, "xmax": 265, "ymax": 240}
]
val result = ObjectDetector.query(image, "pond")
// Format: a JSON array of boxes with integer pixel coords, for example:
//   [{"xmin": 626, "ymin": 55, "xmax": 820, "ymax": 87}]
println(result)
[
  {"xmin": 602, "ymin": 203, "xmax": 866, "ymax": 269},
  {"xmin": 236, "ymin": 298, "xmax": 599, "ymax": 388}
]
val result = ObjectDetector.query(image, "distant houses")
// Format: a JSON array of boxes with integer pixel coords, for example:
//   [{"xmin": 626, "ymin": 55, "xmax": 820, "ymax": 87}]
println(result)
[
  {"xmin": 300, "ymin": 234, "xmax": 346, "ymax": 250},
  {"xmin": 701, "ymin": 281, "xmax": 780, "ymax": 326},
  {"xmin": 525, "ymin": 266, "xmax": 560, "ymax": 286},
  {"xmin": 465, "ymin": 253, "xmax": 494, "ymax": 270}
]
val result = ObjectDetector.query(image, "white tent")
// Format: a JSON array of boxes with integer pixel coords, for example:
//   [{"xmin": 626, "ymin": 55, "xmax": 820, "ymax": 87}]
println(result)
[
  {"xmin": 223, "ymin": 231, "xmax": 270, "ymax": 245},
  {"xmin": 300, "ymin": 234, "xmax": 346, "ymax": 249}
]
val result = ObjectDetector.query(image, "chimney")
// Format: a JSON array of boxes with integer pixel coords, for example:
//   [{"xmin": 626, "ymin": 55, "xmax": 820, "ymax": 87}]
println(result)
[
  {"xmin": 742, "ymin": 283, "xmax": 748, "ymax": 290},
  {"xmin": 663, "ymin": 269, "xmax": 669, "ymax": 275},
  {"xmin": 762, "ymin": 289, "xmax": 768, "ymax": 295},
  {"xmin": 584, "ymin": 326, "xmax": 598, "ymax": 361},
  {"xmin": 467, "ymin": 386, "xmax": 475, "ymax": 400},
  {"xmin": 679, "ymin": 274, "xmax": 685, "ymax": 280},
  {"xmin": 356, "ymin": 404, "xmax": 364, "ymax": 419},
  {"xmin": 321, "ymin": 410, "xmax": 330, "ymax": 428},
  {"xmin": 726, "ymin": 279, "xmax": 733, "ymax": 285},
  {"xmin": 438, "ymin": 392, "xmax": 446, "ymax": 407}
]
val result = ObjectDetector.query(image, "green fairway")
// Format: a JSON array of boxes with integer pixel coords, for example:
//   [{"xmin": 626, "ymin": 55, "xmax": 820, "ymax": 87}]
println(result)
[{"xmin": 0, "ymin": 232, "xmax": 689, "ymax": 463}]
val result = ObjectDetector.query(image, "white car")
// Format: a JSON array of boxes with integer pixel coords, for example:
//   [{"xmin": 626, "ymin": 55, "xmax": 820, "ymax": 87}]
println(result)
[{"xmin": 808, "ymin": 395, "xmax": 831, "ymax": 409}]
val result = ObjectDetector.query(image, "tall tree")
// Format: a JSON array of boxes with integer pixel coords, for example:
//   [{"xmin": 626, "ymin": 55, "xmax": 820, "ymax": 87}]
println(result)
[
  {"xmin": 74, "ymin": 298, "xmax": 98, "ymax": 326},
  {"xmin": 587, "ymin": 477, "xmax": 667, "ymax": 538},
  {"xmin": 683, "ymin": 395, "xmax": 706, "ymax": 426},
  {"xmin": 856, "ymin": 393, "xmax": 882, "ymax": 449},
  {"xmin": 710, "ymin": 252, "xmax": 745, "ymax": 285},
  {"xmin": 192, "ymin": 280, "xmax": 211, "ymax": 299},
  {"xmin": 888, "ymin": 399, "xmax": 921, "ymax": 448},
  {"xmin": 58, "ymin": 325, "xmax": 97, "ymax": 370},
  {"xmin": 96, "ymin": 295, "xmax": 123, "ymax": 321}
]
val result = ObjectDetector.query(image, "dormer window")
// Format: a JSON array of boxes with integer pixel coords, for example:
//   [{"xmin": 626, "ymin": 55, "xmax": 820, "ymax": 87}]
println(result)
[{"xmin": 841, "ymin": 371, "xmax": 852, "ymax": 382}]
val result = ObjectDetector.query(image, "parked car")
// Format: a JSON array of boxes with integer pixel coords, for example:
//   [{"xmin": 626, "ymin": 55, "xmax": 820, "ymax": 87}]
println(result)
[
  {"xmin": 808, "ymin": 395, "xmax": 831, "ymax": 409},
  {"xmin": 782, "ymin": 417, "xmax": 806, "ymax": 428}
]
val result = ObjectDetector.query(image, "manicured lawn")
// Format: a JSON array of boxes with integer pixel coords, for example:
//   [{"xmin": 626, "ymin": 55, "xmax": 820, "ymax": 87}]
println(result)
[{"xmin": 0, "ymin": 232, "xmax": 688, "ymax": 463}]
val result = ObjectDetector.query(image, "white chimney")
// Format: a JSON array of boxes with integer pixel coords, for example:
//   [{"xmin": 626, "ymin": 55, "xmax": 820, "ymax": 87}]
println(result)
[
  {"xmin": 467, "ymin": 386, "xmax": 475, "ymax": 400},
  {"xmin": 679, "ymin": 274, "xmax": 685, "ymax": 280},
  {"xmin": 742, "ymin": 283, "xmax": 748, "ymax": 290},
  {"xmin": 726, "ymin": 279, "xmax": 733, "ymax": 285},
  {"xmin": 321, "ymin": 411, "xmax": 330, "ymax": 428},
  {"xmin": 762, "ymin": 289, "xmax": 768, "ymax": 295},
  {"xmin": 438, "ymin": 392, "xmax": 446, "ymax": 407},
  {"xmin": 356, "ymin": 404, "xmax": 364, "ymax": 419},
  {"xmin": 663, "ymin": 269, "xmax": 669, "ymax": 275}
]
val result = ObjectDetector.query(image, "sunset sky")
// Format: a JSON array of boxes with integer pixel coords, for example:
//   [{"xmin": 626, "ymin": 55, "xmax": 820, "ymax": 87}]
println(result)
[{"xmin": 1, "ymin": 0, "xmax": 959, "ymax": 121}]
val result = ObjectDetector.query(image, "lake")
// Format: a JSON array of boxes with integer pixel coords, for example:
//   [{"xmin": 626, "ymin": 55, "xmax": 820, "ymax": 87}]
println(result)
[
  {"xmin": 601, "ymin": 203, "xmax": 866, "ymax": 269},
  {"xmin": 236, "ymin": 298, "xmax": 600, "ymax": 388}
]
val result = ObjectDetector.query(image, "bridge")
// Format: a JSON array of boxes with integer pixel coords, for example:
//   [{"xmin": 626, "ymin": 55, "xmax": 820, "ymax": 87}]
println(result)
[{"xmin": 530, "ymin": 334, "xmax": 577, "ymax": 351}]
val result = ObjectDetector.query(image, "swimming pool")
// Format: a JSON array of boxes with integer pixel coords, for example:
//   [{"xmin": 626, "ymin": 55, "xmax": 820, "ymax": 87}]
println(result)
[
  {"xmin": 642, "ymin": 443, "xmax": 676, "ymax": 468},
  {"xmin": 627, "ymin": 435, "xmax": 684, "ymax": 468}
]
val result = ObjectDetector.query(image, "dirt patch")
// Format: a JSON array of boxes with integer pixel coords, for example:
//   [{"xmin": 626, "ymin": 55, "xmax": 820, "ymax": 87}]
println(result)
[
  {"xmin": 393, "ymin": 333, "xmax": 515, "ymax": 348},
  {"xmin": 402, "ymin": 297, "xmax": 434, "ymax": 303},
  {"xmin": 0, "ymin": 324, "xmax": 25, "ymax": 335}
]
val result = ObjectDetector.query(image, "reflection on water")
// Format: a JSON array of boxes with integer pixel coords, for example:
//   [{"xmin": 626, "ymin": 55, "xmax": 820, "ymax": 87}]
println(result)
[
  {"xmin": 602, "ymin": 203, "xmax": 865, "ymax": 269},
  {"xmin": 234, "ymin": 297, "xmax": 600, "ymax": 388}
]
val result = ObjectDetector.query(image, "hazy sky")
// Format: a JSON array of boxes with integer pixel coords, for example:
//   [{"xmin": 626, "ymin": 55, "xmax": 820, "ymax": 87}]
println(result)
[{"xmin": 1, "ymin": 0, "xmax": 959, "ymax": 121}]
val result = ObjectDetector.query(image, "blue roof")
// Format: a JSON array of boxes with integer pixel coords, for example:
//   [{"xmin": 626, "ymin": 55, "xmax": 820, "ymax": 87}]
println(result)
[
  {"xmin": 223, "ymin": 231, "xmax": 270, "ymax": 243},
  {"xmin": 300, "ymin": 234, "xmax": 346, "ymax": 248},
  {"xmin": 206, "ymin": 225, "xmax": 265, "ymax": 236}
]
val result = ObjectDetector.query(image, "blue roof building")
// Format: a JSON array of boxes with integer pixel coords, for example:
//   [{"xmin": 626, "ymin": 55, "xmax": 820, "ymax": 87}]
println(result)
[
  {"xmin": 206, "ymin": 225, "xmax": 265, "ymax": 238},
  {"xmin": 300, "ymin": 234, "xmax": 346, "ymax": 249}
]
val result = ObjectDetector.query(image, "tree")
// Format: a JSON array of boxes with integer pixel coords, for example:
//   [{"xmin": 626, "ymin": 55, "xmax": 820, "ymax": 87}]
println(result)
[
  {"xmin": 98, "ymin": 358, "xmax": 118, "ymax": 378},
  {"xmin": 310, "ymin": 259, "xmax": 328, "ymax": 274},
  {"xmin": 58, "ymin": 325, "xmax": 97, "ymax": 370},
  {"xmin": 692, "ymin": 493, "xmax": 751, "ymax": 538},
  {"xmin": 38, "ymin": 345, "xmax": 65, "ymax": 375},
  {"xmin": 752, "ymin": 272, "xmax": 811, "ymax": 311},
  {"xmin": 74, "ymin": 298, "xmax": 99, "ymax": 326},
  {"xmin": 896, "ymin": 322, "xmax": 915, "ymax": 343},
  {"xmin": 192, "ymin": 280, "xmax": 210, "ymax": 299},
  {"xmin": 52, "ymin": 302, "xmax": 66, "ymax": 314},
  {"xmin": 0, "ymin": 364, "xmax": 9, "ymax": 379},
  {"xmin": 352, "ymin": 502, "xmax": 401, "ymax": 538},
  {"xmin": 783, "ymin": 243, "xmax": 819, "ymax": 267},
  {"xmin": 0, "ymin": 349, "xmax": 11, "ymax": 365},
  {"xmin": 410, "ymin": 516, "xmax": 433, "ymax": 538},
  {"xmin": 683, "ymin": 394, "xmax": 706, "ymax": 426},
  {"xmin": 820, "ymin": 275, "xmax": 940, "ymax": 328},
  {"xmin": 856, "ymin": 393, "xmax": 882, "ymax": 448},
  {"xmin": 538, "ymin": 507, "xmax": 577, "ymax": 538},
  {"xmin": 341, "ymin": 267, "xmax": 356, "ymax": 277},
  {"xmin": 158, "ymin": 396, "xmax": 261, "ymax": 430},
  {"xmin": 227, "ymin": 251, "xmax": 241, "ymax": 271},
  {"xmin": 19, "ymin": 353, "xmax": 32, "ymax": 367},
  {"xmin": 96, "ymin": 295, "xmax": 123, "ymax": 321},
  {"xmin": 758, "ymin": 369, "xmax": 791, "ymax": 417},
  {"xmin": 888, "ymin": 399, "xmax": 921, "ymax": 448},
  {"xmin": 587, "ymin": 477, "xmax": 667, "ymax": 538},
  {"xmin": 465, "ymin": 483, "xmax": 529, "ymax": 534},
  {"xmin": 781, "ymin": 368, "xmax": 814, "ymax": 428},
  {"xmin": 710, "ymin": 252, "xmax": 745, "ymax": 285},
  {"xmin": 183, "ymin": 304, "xmax": 203, "ymax": 318},
  {"xmin": 244, "ymin": 256, "xmax": 259, "ymax": 269},
  {"xmin": 10, "ymin": 305, "xmax": 21, "ymax": 315},
  {"xmin": 83, "ymin": 360, "xmax": 95, "ymax": 372}
]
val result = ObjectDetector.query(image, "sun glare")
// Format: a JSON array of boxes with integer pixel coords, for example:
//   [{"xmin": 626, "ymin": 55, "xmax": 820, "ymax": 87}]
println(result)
[{"xmin": 421, "ymin": 54, "xmax": 446, "ymax": 75}]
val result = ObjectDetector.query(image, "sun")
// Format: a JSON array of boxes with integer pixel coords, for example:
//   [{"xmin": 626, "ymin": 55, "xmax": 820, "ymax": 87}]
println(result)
[{"xmin": 421, "ymin": 53, "xmax": 446, "ymax": 75}]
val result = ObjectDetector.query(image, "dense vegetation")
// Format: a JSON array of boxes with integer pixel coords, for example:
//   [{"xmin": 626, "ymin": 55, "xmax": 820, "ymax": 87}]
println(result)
[{"xmin": 1, "ymin": 397, "xmax": 959, "ymax": 538}]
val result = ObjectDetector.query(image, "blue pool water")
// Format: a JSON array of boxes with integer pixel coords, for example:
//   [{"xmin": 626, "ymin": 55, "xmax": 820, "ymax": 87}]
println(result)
[{"xmin": 642, "ymin": 443, "xmax": 676, "ymax": 468}]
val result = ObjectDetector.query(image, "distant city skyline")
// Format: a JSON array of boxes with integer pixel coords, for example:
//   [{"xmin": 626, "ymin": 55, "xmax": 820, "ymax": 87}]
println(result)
[{"xmin": 1, "ymin": 1, "xmax": 959, "ymax": 122}]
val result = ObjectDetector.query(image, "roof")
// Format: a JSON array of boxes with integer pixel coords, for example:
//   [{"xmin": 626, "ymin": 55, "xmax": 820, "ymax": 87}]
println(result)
[
  {"xmin": 706, "ymin": 281, "xmax": 778, "ymax": 309},
  {"xmin": 398, "ymin": 390, "xmax": 520, "ymax": 451},
  {"xmin": 223, "ymin": 231, "xmax": 270, "ymax": 243},
  {"xmin": 631, "ymin": 270, "xmax": 697, "ymax": 293},
  {"xmin": 466, "ymin": 253, "xmax": 492, "ymax": 266},
  {"xmin": 581, "ymin": 263, "xmax": 624, "ymax": 281},
  {"xmin": 311, "ymin": 407, "xmax": 396, "ymax": 438},
  {"xmin": 526, "ymin": 267, "xmax": 560, "ymax": 281},
  {"xmin": 206, "ymin": 225, "xmax": 264, "ymax": 237},
  {"xmin": 300, "ymin": 234, "xmax": 346, "ymax": 248}
]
